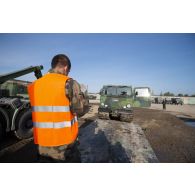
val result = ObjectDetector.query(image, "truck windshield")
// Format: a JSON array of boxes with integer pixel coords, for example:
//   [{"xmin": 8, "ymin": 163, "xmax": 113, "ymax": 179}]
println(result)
[
  {"xmin": 104, "ymin": 86, "xmax": 132, "ymax": 96},
  {"xmin": 117, "ymin": 87, "xmax": 132, "ymax": 96},
  {"xmin": 106, "ymin": 87, "xmax": 117, "ymax": 96}
]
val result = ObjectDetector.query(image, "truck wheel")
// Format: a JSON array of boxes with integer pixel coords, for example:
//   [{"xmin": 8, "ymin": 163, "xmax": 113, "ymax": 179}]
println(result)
[
  {"xmin": 120, "ymin": 114, "xmax": 133, "ymax": 123},
  {"xmin": 14, "ymin": 109, "xmax": 33, "ymax": 139},
  {"xmin": 0, "ymin": 122, "xmax": 5, "ymax": 141}
]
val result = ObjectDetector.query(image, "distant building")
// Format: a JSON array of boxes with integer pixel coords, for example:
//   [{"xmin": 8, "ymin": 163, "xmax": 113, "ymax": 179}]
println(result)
[{"xmin": 151, "ymin": 95, "xmax": 195, "ymax": 105}]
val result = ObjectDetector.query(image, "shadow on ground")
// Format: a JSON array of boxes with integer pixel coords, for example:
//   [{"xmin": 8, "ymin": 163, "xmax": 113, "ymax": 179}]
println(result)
[
  {"xmin": 0, "ymin": 119, "xmax": 130, "ymax": 163},
  {"xmin": 79, "ymin": 120, "xmax": 130, "ymax": 163}
]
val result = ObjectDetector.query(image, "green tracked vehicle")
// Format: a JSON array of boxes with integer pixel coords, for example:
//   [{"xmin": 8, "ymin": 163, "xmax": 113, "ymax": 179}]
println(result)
[
  {"xmin": 98, "ymin": 85, "xmax": 151, "ymax": 122},
  {"xmin": 0, "ymin": 66, "xmax": 43, "ymax": 140},
  {"xmin": 98, "ymin": 85, "xmax": 134, "ymax": 122}
]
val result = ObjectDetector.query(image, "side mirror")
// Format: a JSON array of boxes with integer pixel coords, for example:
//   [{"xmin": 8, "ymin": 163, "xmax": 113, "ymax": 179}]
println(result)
[{"xmin": 135, "ymin": 91, "xmax": 138, "ymax": 96}]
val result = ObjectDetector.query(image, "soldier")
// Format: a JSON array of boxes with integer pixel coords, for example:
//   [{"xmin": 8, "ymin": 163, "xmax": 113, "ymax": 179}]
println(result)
[
  {"xmin": 28, "ymin": 54, "xmax": 84, "ymax": 162},
  {"xmin": 162, "ymin": 98, "xmax": 166, "ymax": 110}
]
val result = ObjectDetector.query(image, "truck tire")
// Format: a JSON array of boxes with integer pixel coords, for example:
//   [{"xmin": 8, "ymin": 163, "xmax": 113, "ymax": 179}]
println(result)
[
  {"xmin": 14, "ymin": 109, "xmax": 33, "ymax": 139},
  {"xmin": 120, "ymin": 114, "xmax": 133, "ymax": 123}
]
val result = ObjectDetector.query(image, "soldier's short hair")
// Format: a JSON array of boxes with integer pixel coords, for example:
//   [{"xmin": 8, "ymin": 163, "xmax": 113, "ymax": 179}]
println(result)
[{"xmin": 51, "ymin": 54, "xmax": 71, "ymax": 70}]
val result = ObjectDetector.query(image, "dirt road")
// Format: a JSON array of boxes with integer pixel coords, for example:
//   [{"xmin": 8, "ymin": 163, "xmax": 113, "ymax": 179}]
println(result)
[{"xmin": 134, "ymin": 107, "xmax": 195, "ymax": 162}]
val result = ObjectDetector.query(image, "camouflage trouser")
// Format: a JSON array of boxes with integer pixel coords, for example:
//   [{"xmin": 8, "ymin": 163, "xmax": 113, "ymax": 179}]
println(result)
[
  {"xmin": 38, "ymin": 145, "xmax": 68, "ymax": 162},
  {"xmin": 37, "ymin": 141, "xmax": 80, "ymax": 163}
]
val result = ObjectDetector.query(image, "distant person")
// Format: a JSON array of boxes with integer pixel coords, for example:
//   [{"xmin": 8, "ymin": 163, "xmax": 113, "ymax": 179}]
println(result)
[
  {"xmin": 162, "ymin": 98, "xmax": 166, "ymax": 110},
  {"xmin": 28, "ymin": 54, "xmax": 84, "ymax": 162},
  {"xmin": 155, "ymin": 97, "xmax": 158, "ymax": 104}
]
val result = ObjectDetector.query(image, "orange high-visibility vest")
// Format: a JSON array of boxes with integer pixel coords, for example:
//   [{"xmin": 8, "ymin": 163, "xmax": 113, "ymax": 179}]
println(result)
[{"xmin": 27, "ymin": 73, "xmax": 78, "ymax": 147}]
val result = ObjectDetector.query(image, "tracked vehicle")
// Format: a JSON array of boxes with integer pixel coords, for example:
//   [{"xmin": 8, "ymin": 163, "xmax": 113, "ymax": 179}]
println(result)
[
  {"xmin": 0, "ymin": 66, "xmax": 43, "ymax": 140},
  {"xmin": 98, "ymin": 85, "xmax": 152, "ymax": 122},
  {"xmin": 98, "ymin": 85, "xmax": 134, "ymax": 122}
]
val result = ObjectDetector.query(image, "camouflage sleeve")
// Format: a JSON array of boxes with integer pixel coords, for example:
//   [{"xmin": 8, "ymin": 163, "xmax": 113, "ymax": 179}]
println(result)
[
  {"xmin": 65, "ymin": 79, "xmax": 84, "ymax": 116},
  {"xmin": 65, "ymin": 79, "xmax": 73, "ymax": 101}
]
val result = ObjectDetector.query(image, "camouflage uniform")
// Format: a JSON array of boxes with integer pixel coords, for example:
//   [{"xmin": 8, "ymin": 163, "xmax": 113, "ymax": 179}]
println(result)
[{"xmin": 37, "ymin": 69, "xmax": 84, "ymax": 163}]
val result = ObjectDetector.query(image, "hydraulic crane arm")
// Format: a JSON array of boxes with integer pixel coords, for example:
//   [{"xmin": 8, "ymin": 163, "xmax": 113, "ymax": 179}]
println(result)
[{"xmin": 0, "ymin": 65, "xmax": 43, "ymax": 84}]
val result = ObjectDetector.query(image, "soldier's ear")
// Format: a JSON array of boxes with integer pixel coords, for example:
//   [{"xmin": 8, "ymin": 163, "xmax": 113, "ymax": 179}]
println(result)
[
  {"xmin": 79, "ymin": 92, "xmax": 84, "ymax": 97},
  {"xmin": 64, "ymin": 64, "xmax": 70, "ymax": 71}
]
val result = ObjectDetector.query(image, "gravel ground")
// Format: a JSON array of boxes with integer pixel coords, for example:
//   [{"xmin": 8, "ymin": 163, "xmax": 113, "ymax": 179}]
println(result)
[{"xmin": 79, "ymin": 119, "xmax": 158, "ymax": 163}]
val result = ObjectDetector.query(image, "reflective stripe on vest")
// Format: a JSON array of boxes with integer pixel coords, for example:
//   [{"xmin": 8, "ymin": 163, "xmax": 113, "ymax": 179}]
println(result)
[
  {"xmin": 33, "ymin": 116, "xmax": 78, "ymax": 129},
  {"xmin": 32, "ymin": 106, "xmax": 70, "ymax": 112}
]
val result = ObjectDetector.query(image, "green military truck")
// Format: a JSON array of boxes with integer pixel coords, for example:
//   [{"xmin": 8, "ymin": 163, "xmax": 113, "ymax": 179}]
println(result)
[
  {"xmin": 0, "ymin": 66, "xmax": 43, "ymax": 140},
  {"xmin": 98, "ymin": 85, "xmax": 151, "ymax": 122}
]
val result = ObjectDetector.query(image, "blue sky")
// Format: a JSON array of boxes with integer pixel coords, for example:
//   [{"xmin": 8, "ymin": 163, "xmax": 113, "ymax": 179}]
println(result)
[{"xmin": 0, "ymin": 33, "xmax": 194, "ymax": 95}]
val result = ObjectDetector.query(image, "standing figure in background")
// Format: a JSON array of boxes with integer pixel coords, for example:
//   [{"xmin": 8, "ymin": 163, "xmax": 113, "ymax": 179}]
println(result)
[{"xmin": 162, "ymin": 98, "xmax": 166, "ymax": 110}]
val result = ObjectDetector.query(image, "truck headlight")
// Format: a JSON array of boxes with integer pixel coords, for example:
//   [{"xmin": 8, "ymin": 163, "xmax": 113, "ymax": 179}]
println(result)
[
  {"xmin": 123, "ymin": 106, "xmax": 127, "ymax": 109},
  {"xmin": 105, "ymin": 104, "xmax": 108, "ymax": 108},
  {"xmin": 101, "ymin": 103, "xmax": 104, "ymax": 106},
  {"xmin": 126, "ymin": 104, "xmax": 131, "ymax": 108}
]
